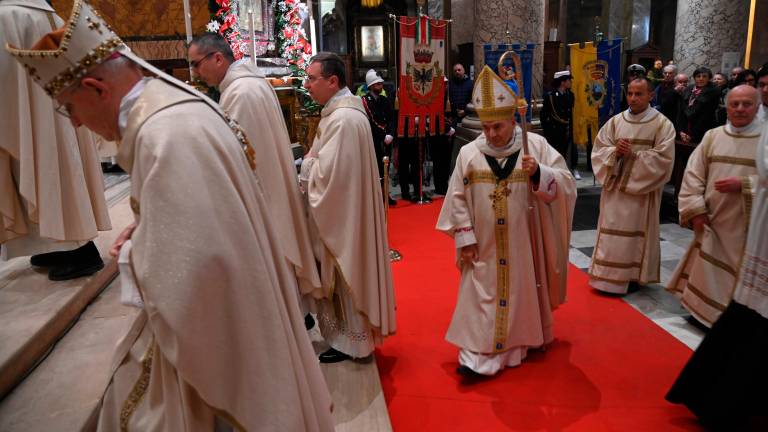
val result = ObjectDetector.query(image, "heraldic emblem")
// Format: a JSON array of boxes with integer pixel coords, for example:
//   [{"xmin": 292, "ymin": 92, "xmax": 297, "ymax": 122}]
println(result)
[{"xmin": 582, "ymin": 60, "xmax": 609, "ymax": 108}]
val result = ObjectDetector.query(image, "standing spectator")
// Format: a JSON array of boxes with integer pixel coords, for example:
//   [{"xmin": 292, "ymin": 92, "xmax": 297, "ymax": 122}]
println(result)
[
  {"xmin": 654, "ymin": 64, "xmax": 680, "ymax": 122},
  {"xmin": 360, "ymin": 69, "xmax": 397, "ymax": 205},
  {"xmin": 647, "ymin": 59, "xmax": 664, "ymax": 89},
  {"xmin": 541, "ymin": 70, "xmax": 579, "ymax": 179},
  {"xmin": 730, "ymin": 66, "xmax": 745, "ymax": 84},
  {"xmin": 678, "ymin": 67, "xmax": 720, "ymax": 145},
  {"xmin": 448, "ymin": 62, "xmax": 473, "ymax": 127},
  {"xmin": 713, "ymin": 72, "xmax": 729, "ymax": 126},
  {"xmin": 733, "ymin": 69, "xmax": 757, "ymax": 88},
  {"xmin": 757, "ymin": 64, "xmax": 768, "ymax": 123}
]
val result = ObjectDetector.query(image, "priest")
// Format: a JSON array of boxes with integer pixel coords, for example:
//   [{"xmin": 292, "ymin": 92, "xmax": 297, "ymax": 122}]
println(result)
[
  {"xmin": 588, "ymin": 78, "xmax": 676, "ymax": 294},
  {"xmin": 1, "ymin": 0, "xmax": 110, "ymax": 280},
  {"xmin": 6, "ymin": 1, "xmax": 334, "ymax": 430},
  {"xmin": 300, "ymin": 52, "xmax": 396, "ymax": 363},
  {"xmin": 436, "ymin": 66, "xmax": 576, "ymax": 377},
  {"xmin": 667, "ymin": 85, "xmax": 761, "ymax": 327},
  {"xmin": 188, "ymin": 33, "xmax": 321, "ymax": 298}
]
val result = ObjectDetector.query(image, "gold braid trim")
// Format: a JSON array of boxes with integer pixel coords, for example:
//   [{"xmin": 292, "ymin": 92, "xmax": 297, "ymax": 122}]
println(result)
[
  {"xmin": 679, "ymin": 206, "xmax": 708, "ymax": 227},
  {"xmin": 707, "ymin": 156, "xmax": 756, "ymax": 168},
  {"xmin": 119, "ymin": 341, "xmax": 155, "ymax": 432},
  {"xmin": 683, "ymin": 282, "xmax": 727, "ymax": 312},
  {"xmin": 43, "ymin": 37, "xmax": 123, "ymax": 97},
  {"xmin": 741, "ymin": 176, "xmax": 753, "ymax": 230},
  {"xmin": 464, "ymin": 170, "xmax": 527, "ymax": 186},
  {"xmin": 490, "ymin": 182, "xmax": 510, "ymax": 353},
  {"xmin": 618, "ymin": 151, "xmax": 637, "ymax": 192},
  {"xmin": 598, "ymin": 228, "xmax": 645, "ymax": 237},
  {"xmin": 592, "ymin": 258, "xmax": 642, "ymax": 269},
  {"xmin": 698, "ymin": 249, "xmax": 738, "ymax": 277},
  {"xmin": 681, "ymin": 297, "xmax": 716, "ymax": 325}
]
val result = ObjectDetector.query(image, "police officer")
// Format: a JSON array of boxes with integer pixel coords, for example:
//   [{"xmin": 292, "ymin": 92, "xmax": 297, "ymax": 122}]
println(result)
[
  {"xmin": 541, "ymin": 70, "xmax": 579, "ymax": 179},
  {"xmin": 360, "ymin": 69, "xmax": 396, "ymax": 205}
]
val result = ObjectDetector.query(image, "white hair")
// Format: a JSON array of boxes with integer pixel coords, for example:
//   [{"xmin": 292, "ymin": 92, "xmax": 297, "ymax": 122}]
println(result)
[
  {"xmin": 725, "ymin": 84, "xmax": 760, "ymax": 105},
  {"xmin": 663, "ymin": 64, "xmax": 677, "ymax": 74}
]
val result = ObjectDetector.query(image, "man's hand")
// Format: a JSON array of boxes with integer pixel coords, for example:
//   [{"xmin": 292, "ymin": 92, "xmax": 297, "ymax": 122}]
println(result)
[
  {"xmin": 110, "ymin": 222, "xmax": 137, "ymax": 257},
  {"xmin": 691, "ymin": 214, "xmax": 710, "ymax": 236},
  {"xmin": 384, "ymin": 134, "xmax": 394, "ymax": 145},
  {"xmin": 714, "ymin": 176, "xmax": 742, "ymax": 193},
  {"xmin": 460, "ymin": 244, "xmax": 479, "ymax": 264},
  {"xmin": 521, "ymin": 155, "xmax": 539, "ymax": 177},
  {"xmin": 616, "ymin": 138, "xmax": 632, "ymax": 156},
  {"xmin": 680, "ymin": 132, "xmax": 691, "ymax": 143}
]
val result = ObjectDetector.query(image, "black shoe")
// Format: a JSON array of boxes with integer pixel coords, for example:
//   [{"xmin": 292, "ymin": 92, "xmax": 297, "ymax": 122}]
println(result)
[
  {"xmin": 304, "ymin": 313, "xmax": 315, "ymax": 330},
  {"xmin": 401, "ymin": 193, "xmax": 412, "ymax": 202},
  {"xmin": 319, "ymin": 348, "xmax": 352, "ymax": 363},
  {"xmin": 388, "ymin": 196, "xmax": 397, "ymax": 206},
  {"xmin": 30, "ymin": 250, "xmax": 71, "ymax": 267},
  {"xmin": 456, "ymin": 365, "xmax": 483, "ymax": 377},
  {"xmin": 47, "ymin": 241, "xmax": 104, "ymax": 281}
]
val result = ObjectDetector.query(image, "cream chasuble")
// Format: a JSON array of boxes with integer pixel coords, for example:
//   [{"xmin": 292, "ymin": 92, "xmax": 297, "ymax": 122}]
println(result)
[
  {"xmin": 218, "ymin": 60, "xmax": 321, "ymax": 295},
  {"xmin": 668, "ymin": 121, "xmax": 760, "ymax": 326},
  {"xmin": 733, "ymin": 122, "xmax": 768, "ymax": 319},
  {"xmin": 589, "ymin": 108, "xmax": 675, "ymax": 292},
  {"xmin": 97, "ymin": 78, "xmax": 334, "ymax": 432},
  {"xmin": 0, "ymin": 0, "xmax": 110, "ymax": 255},
  {"xmin": 436, "ymin": 130, "xmax": 576, "ymax": 372},
  {"xmin": 300, "ymin": 88, "xmax": 396, "ymax": 358}
]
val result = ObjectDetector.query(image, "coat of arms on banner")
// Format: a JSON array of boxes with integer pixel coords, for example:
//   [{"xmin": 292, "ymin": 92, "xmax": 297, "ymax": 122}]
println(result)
[
  {"xmin": 397, "ymin": 15, "xmax": 448, "ymax": 137},
  {"xmin": 582, "ymin": 60, "xmax": 609, "ymax": 108}
]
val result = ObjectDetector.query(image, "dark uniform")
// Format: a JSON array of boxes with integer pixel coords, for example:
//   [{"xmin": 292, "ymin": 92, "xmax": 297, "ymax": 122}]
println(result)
[
  {"xmin": 540, "ymin": 88, "xmax": 576, "ymax": 168},
  {"xmin": 361, "ymin": 91, "xmax": 394, "ymax": 183}
]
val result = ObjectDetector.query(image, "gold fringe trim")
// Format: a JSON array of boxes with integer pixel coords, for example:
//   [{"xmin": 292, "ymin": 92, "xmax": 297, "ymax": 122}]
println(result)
[{"xmin": 119, "ymin": 341, "xmax": 155, "ymax": 432}]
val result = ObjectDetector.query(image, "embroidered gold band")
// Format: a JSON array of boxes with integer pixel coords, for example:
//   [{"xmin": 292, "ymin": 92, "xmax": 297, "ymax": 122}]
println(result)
[
  {"xmin": 43, "ymin": 37, "xmax": 123, "ymax": 97},
  {"xmin": 707, "ymin": 156, "xmax": 756, "ymax": 168},
  {"xmin": 598, "ymin": 228, "xmax": 645, "ymax": 237}
]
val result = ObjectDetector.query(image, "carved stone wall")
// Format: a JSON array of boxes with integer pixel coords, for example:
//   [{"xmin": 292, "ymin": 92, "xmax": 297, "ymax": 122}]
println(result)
[
  {"xmin": 449, "ymin": 0, "xmax": 473, "ymax": 51},
  {"xmin": 673, "ymin": 0, "xmax": 750, "ymax": 75},
  {"xmin": 473, "ymin": 0, "xmax": 544, "ymax": 98},
  {"xmin": 51, "ymin": 0, "xmax": 210, "ymax": 38}
]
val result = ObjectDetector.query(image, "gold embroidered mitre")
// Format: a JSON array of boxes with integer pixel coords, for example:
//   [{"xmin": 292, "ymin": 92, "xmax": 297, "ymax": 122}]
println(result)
[
  {"xmin": 471, "ymin": 65, "xmax": 519, "ymax": 122},
  {"xmin": 5, "ymin": 0, "xmax": 126, "ymax": 97}
]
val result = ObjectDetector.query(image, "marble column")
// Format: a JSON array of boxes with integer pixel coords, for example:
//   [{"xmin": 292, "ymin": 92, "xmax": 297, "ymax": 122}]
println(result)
[
  {"xmin": 473, "ymin": 0, "xmax": 545, "ymax": 99},
  {"xmin": 674, "ymin": 0, "xmax": 750, "ymax": 75}
]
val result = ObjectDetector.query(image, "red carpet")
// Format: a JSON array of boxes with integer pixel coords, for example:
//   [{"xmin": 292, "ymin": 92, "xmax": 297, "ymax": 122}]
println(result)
[{"xmin": 376, "ymin": 198, "xmax": 701, "ymax": 431}]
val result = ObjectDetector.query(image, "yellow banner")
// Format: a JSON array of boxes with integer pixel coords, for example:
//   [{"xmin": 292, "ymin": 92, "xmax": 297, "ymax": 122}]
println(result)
[{"xmin": 569, "ymin": 42, "xmax": 599, "ymax": 147}]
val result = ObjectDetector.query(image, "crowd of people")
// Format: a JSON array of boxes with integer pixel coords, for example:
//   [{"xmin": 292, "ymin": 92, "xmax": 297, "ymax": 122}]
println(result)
[{"xmin": 2, "ymin": 0, "xmax": 767, "ymax": 429}]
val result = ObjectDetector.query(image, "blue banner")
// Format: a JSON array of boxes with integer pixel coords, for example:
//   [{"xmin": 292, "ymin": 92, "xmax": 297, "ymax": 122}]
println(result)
[
  {"xmin": 596, "ymin": 38, "xmax": 623, "ymax": 126},
  {"xmin": 483, "ymin": 43, "xmax": 534, "ymax": 122}
]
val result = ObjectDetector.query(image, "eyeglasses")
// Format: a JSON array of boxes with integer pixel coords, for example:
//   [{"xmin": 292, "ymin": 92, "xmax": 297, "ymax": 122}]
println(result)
[
  {"xmin": 54, "ymin": 81, "xmax": 82, "ymax": 118},
  {"xmin": 190, "ymin": 52, "xmax": 216, "ymax": 69},
  {"xmin": 304, "ymin": 73, "xmax": 327, "ymax": 84}
]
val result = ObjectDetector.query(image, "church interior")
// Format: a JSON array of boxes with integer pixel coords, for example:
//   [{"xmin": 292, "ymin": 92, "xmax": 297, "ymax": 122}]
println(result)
[{"xmin": 1, "ymin": 0, "xmax": 767, "ymax": 430}]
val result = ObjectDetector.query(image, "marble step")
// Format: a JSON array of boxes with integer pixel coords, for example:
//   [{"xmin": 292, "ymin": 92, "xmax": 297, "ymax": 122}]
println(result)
[
  {"xmin": 0, "ymin": 197, "xmax": 133, "ymax": 399},
  {"xmin": 0, "ymin": 280, "xmax": 140, "ymax": 431}
]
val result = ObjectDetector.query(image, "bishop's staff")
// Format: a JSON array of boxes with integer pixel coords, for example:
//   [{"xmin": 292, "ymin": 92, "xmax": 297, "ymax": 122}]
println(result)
[
  {"xmin": 383, "ymin": 156, "xmax": 402, "ymax": 262},
  {"xmin": 497, "ymin": 50, "xmax": 543, "ymax": 295}
]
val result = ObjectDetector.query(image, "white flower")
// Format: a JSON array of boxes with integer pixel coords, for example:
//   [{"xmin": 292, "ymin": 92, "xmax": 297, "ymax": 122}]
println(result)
[{"xmin": 206, "ymin": 21, "xmax": 221, "ymax": 33}]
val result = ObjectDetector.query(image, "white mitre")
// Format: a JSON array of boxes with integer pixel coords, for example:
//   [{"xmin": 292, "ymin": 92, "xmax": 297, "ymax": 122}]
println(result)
[
  {"xmin": 4, "ymin": 0, "xmax": 148, "ymax": 97},
  {"xmin": 471, "ymin": 65, "xmax": 520, "ymax": 122}
]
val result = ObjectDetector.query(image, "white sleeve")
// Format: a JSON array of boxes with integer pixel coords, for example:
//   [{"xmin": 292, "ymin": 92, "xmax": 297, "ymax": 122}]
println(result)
[{"xmin": 533, "ymin": 164, "xmax": 558, "ymax": 203}]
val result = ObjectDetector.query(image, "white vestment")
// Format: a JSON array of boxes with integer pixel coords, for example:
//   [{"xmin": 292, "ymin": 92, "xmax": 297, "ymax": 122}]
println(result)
[
  {"xmin": 589, "ymin": 107, "xmax": 676, "ymax": 293},
  {"xmin": 733, "ymin": 122, "xmax": 768, "ymax": 318},
  {"xmin": 668, "ymin": 121, "xmax": 760, "ymax": 326},
  {"xmin": 0, "ymin": 0, "xmax": 110, "ymax": 258},
  {"xmin": 300, "ymin": 88, "xmax": 396, "ymax": 358},
  {"xmin": 436, "ymin": 129, "xmax": 576, "ymax": 375},
  {"xmin": 97, "ymin": 77, "xmax": 334, "ymax": 432},
  {"xmin": 218, "ymin": 60, "xmax": 321, "ymax": 295}
]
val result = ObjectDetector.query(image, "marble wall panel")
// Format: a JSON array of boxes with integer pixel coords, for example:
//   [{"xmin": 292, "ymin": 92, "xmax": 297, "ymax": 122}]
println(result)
[
  {"xmin": 51, "ymin": 0, "xmax": 210, "ymax": 38},
  {"xmin": 449, "ymin": 0, "xmax": 474, "ymax": 51},
  {"xmin": 630, "ymin": 0, "xmax": 651, "ymax": 49},
  {"xmin": 673, "ymin": 0, "xmax": 750, "ymax": 75},
  {"xmin": 472, "ymin": 0, "xmax": 545, "ymax": 98}
]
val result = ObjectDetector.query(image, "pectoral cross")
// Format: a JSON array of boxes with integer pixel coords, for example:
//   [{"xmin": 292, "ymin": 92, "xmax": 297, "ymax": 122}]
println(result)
[{"xmin": 488, "ymin": 182, "xmax": 511, "ymax": 210}]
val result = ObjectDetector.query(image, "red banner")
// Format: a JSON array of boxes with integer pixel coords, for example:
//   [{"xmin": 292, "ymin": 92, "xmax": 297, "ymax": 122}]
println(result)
[{"xmin": 397, "ymin": 15, "xmax": 448, "ymax": 137}]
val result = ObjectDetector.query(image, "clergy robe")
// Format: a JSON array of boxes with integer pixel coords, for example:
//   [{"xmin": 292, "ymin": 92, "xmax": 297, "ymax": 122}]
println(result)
[
  {"xmin": 667, "ymin": 121, "xmax": 760, "ymax": 327},
  {"xmin": 665, "ymin": 123, "xmax": 768, "ymax": 428},
  {"xmin": 218, "ymin": 59, "xmax": 321, "ymax": 295},
  {"xmin": 436, "ymin": 129, "xmax": 576, "ymax": 374},
  {"xmin": 97, "ymin": 77, "xmax": 334, "ymax": 432},
  {"xmin": 300, "ymin": 88, "xmax": 396, "ymax": 358},
  {"xmin": 589, "ymin": 108, "xmax": 675, "ymax": 293},
  {"xmin": 0, "ymin": 0, "xmax": 110, "ymax": 257}
]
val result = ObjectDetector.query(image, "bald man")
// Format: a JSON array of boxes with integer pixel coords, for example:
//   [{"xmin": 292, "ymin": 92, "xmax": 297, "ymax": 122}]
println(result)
[{"xmin": 668, "ymin": 85, "xmax": 762, "ymax": 328}]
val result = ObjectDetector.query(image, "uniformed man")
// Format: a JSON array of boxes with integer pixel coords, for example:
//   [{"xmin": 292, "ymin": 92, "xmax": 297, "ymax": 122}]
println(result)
[
  {"xmin": 540, "ymin": 70, "xmax": 579, "ymax": 179},
  {"xmin": 360, "ymin": 69, "xmax": 396, "ymax": 205}
]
